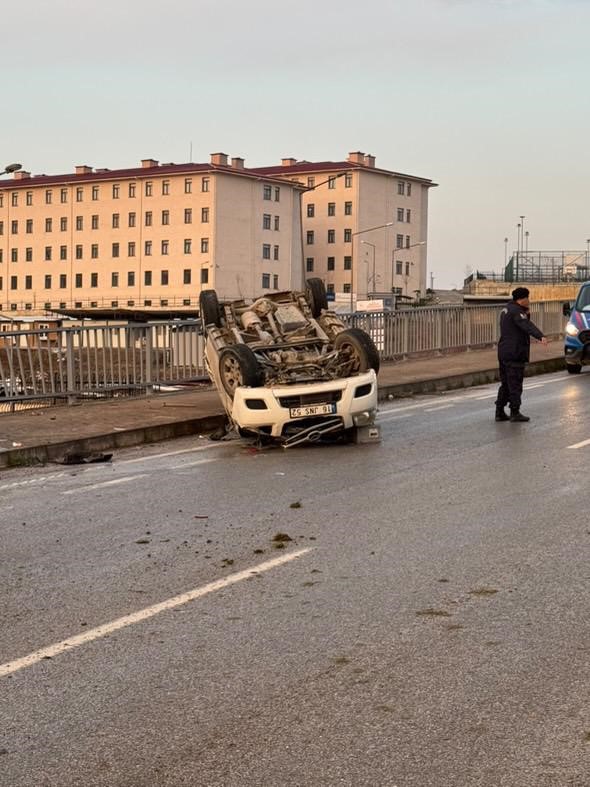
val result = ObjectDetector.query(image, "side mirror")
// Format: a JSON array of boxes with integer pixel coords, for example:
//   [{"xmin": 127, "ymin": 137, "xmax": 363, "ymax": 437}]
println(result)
[{"xmin": 563, "ymin": 302, "xmax": 572, "ymax": 317}]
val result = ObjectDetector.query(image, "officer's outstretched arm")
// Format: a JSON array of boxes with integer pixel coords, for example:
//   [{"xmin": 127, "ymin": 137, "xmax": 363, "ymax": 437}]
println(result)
[{"xmin": 512, "ymin": 312, "xmax": 544, "ymax": 340}]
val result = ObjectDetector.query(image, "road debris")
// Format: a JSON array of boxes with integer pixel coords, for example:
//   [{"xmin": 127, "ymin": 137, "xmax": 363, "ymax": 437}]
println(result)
[{"xmin": 289, "ymin": 501, "xmax": 302, "ymax": 509}]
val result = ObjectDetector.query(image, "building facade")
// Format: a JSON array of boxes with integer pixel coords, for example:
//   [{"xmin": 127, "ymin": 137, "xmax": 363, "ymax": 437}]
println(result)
[
  {"xmin": 254, "ymin": 151, "xmax": 436, "ymax": 307},
  {"xmin": 0, "ymin": 155, "xmax": 303, "ymax": 314}
]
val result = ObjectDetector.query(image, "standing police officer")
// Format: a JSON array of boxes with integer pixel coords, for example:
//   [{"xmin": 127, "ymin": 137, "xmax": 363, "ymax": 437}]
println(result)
[{"xmin": 495, "ymin": 287, "xmax": 548, "ymax": 422}]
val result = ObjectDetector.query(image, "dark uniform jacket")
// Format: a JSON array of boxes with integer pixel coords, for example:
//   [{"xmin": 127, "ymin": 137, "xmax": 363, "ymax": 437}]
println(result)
[{"xmin": 498, "ymin": 302, "xmax": 544, "ymax": 364}]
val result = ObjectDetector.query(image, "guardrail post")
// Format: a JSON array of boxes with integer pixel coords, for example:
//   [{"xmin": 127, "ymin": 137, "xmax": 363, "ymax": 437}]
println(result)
[
  {"xmin": 65, "ymin": 330, "xmax": 76, "ymax": 405},
  {"xmin": 145, "ymin": 326, "xmax": 154, "ymax": 396},
  {"xmin": 435, "ymin": 310, "xmax": 443, "ymax": 355},
  {"xmin": 465, "ymin": 308, "xmax": 472, "ymax": 350}
]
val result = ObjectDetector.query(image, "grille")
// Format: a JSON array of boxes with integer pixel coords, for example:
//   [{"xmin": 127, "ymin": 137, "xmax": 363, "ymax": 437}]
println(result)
[
  {"xmin": 579, "ymin": 330, "xmax": 590, "ymax": 344},
  {"xmin": 278, "ymin": 390, "xmax": 343, "ymax": 409}
]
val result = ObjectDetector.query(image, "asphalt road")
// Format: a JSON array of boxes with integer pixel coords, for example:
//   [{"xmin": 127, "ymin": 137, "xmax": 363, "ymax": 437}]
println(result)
[{"xmin": 2, "ymin": 370, "xmax": 590, "ymax": 787}]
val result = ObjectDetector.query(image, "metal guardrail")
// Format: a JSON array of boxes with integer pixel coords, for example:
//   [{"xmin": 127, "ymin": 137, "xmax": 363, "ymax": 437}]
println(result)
[{"xmin": 0, "ymin": 302, "xmax": 565, "ymax": 409}]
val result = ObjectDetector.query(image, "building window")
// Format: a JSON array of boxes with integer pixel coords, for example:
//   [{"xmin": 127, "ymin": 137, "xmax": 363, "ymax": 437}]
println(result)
[
  {"xmin": 112, "ymin": 242, "xmax": 120, "ymax": 258},
  {"xmin": 144, "ymin": 270, "xmax": 152, "ymax": 286},
  {"xmin": 397, "ymin": 182, "xmax": 405, "ymax": 196},
  {"xmin": 274, "ymin": 187, "xmax": 280, "ymax": 202},
  {"xmin": 328, "ymin": 177, "xmax": 336, "ymax": 189},
  {"xmin": 262, "ymin": 273, "xmax": 271, "ymax": 289},
  {"xmin": 397, "ymin": 208, "xmax": 404, "ymax": 222},
  {"xmin": 343, "ymin": 283, "xmax": 351, "ymax": 293},
  {"xmin": 307, "ymin": 203, "xmax": 315, "ymax": 218},
  {"xmin": 306, "ymin": 257, "xmax": 314, "ymax": 272},
  {"xmin": 45, "ymin": 246, "xmax": 52, "ymax": 261},
  {"xmin": 145, "ymin": 211, "xmax": 152, "ymax": 226},
  {"xmin": 11, "ymin": 248, "xmax": 17, "ymax": 263},
  {"xmin": 111, "ymin": 272, "xmax": 119, "ymax": 287},
  {"xmin": 128, "ymin": 212, "xmax": 136, "ymax": 227},
  {"xmin": 396, "ymin": 234, "xmax": 404, "ymax": 248},
  {"xmin": 328, "ymin": 202, "xmax": 336, "ymax": 217},
  {"xmin": 128, "ymin": 241, "xmax": 136, "ymax": 257},
  {"xmin": 201, "ymin": 207, "xmax": 209, "ymax": 223},
  {"xmin": 60, "ymin": 246, "xmax": 67, "ymax": 261},
  {"xmin": 76, "ymin": 216, "xmax": 83, "ymax": 231},
  {"xmin": 202, "ymin": 177, "xmax": 210, "ymax": 192},
  {"xmin": 75, "ymin": 273, "xmax": 83, "ymax": 288},
  {"xmin": 161, "ymin": 210, "xmax": 169, "ymax": 226},
  {"xmin": 262, "ymin": 244, "xmax": 271, "ymax": 259},
  {"xmin": 89, "ymin": 272, "xmax": 98, "ymax": 288},
  {"xmin": 405, "ymin": 262, "xmax": 411, "ymax": 276},
  {"xmin": 11, "ymin": 192, "xmax": 18, "ymax": 207},
  {"xmin": 201, "ymin": 238, "xmax": 209, "ymax": 253},
  {"xmin": 59, "ymin": 274, "xmax": 67, "ymax": 289},
  {"xmin": 92, "ymin": 186, "xmax": 99, "ymax": 201},
  {"xmin": 60, "ymin": 188, "xmax": 68, "ymax": 204},
  {"xmin": 184, "ymin": 178, "xmax": 192, "ymax": 194},
  {"xmin": 92, "ymin": 215, "xmax": 99, "ymax": 230},
  {"xmin": 59, "ymin": 218, "xmax": 66, "ymax": 232},
  {"xmin": 263, "ymin": 214, "xmax": 271, "ymax": 230},
  {"xmin": 45, "ymin": 189, "xmax": 52, "ymax": 204},
  {"xmin": 345, "ymin": 173, "xmax": 352, "ymax": 188},
  {"xmin": 263, "ymin": 184, "xmax": 272, "ymax": 200},
  {"xmin": 0, "ymin": 221, "xmax": 3, "ymax": 235},
  {"xmin": 45, "ymin": 275, "xmax": 52, "ymax": 289},
  {"xmin": 407, "ymin": 183, "xmax": 412, "ymax": 197},
  {"xmin": 25, "ymin": 275, "xmax": 33, "ymax": 290},
  {"xmin": 184, "ymin": 239, "xmax": 192, "ymax": 254},
  {"xmin": 185, "ymin": 208, "xmax": 193, "ymax": 224},
  {"xmin": 344, "ymin": 201, "xmax": 352, "ymax": 215},
  {"xmin": 145, "ymin": 241, "xmax": 152, "ymax": 256},
  {"xmin": 11, "ymin": 220, "xmax": 18, "ymax": 234},
  {"xmin": 129, "ymin": 183, "xmax": 136, "ymax": 198},
  {"xmin": 112, "ymin": 184, "xmax": 120, "ymax": 199},
  {"xmin": 396, "ymin": 261, "xmax": 403, "ymax": 275},
  {"xmin": 162, "ymin": 180, "xmax": 170, "ymax": 195},
  {"xmin": 344, "ymin": 228, "xmax": 352, "ymax": 243},
  {"xmin": 406, "ymin": 235, "xmax": 411, "ymax": 248},
  {"xmin": 91, "ymin": 244, "xmax": 99, "ymax": 259},
  {"xmin": 145, "ymin": 181, "xmax": 152, "ymax": 197},
  {"xmin": 183, "ymin": 269, "xmax": 191, "ymax": 285},
  {"xmin": 327, "ymin": 283, "xmax": 335, "ymax": 294},
  {"xmin": 76, "ymin": 245, "xmax": 83, "ymax": 260},
  {"xmin": 76, "ymin": 187, "xmax": 83, "ymax": 202},
  {"xmin": 10, "ymin": 275, "xmax": 17, "ymax": 290},
  {"xmin": 328, "ymin": 229, "xmax": 335, "ymax": 244},
  {"xmin": 344, "ymin": 256, "xmax": 352, "ymax": 270},
  {"xmin": 327, "ymin": 256, "xmax": 335, "ymax": 271},
  {"xmin": 161, "ymin": 240, "xmax": 169, "ymax": 255},
  {"xmin": 274, "ymin": 216, "xmax": 280, "ymax": 231},
  {"xmin": 406, "ymin": 209, "xmax": 411, "ymax": 222},
  {"xmin": 306, "ymin": 230, "xmax": 314, "ymax": 245},
  {"xmin": 112, "ymin": 213, "xmax": 120, "ymax": 229},
  {"xmin": 26, "ymin": 191, "xmax": 33, "ymax": 206},
  {"xmin": 273, "ymin": 274, "xmax": 279, "ymax": 289},
  {"xmin": 273, "ymin": 245, "xmax": 279, "ymax": 260},
  {"xmin": 161, "ymin": 270, "xmax": 169, "ymax": 285},
  {"xmin": 201, "ymin": 267, "xmax": 209, "ymax": 284},
  {"xmin": 25, "ymin": 248, "xmax": 32, "ymax": 262},
  {"xmin": 307, "ymin": 177, "xmax": 315, "ymax": 188},
  {"xmin": 128, "ymin": 271, "xmax": 135, "ymax": 287}
]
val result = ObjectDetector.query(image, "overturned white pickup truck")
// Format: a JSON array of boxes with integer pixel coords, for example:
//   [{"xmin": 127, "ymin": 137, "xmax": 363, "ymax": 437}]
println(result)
[{"xmin": 200, "ymin": 278, "xmax": 380, "ymax": 447}]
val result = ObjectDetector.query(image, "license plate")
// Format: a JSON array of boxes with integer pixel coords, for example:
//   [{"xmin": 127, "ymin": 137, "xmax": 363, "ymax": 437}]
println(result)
[{"xmin": 289, "ymin": 403, "xmax": 336, "ymax": 418}]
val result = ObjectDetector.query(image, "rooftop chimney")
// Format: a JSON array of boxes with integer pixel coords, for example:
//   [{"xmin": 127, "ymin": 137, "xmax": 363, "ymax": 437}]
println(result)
[
  {"xmin": 75, "ymin": 165, "xmax": 93, "ymax": 175},
  {"xmin": 210, "ymin": 152, "xmax": 229, "ymax": 166},
  {"xmin": 347, "ymin": 151, "xmax": 365, "ymax": 165},
  {"xmin": 364, "ymin": 154, "xmax": 376, "ymax": 168},
  {"xmin": 141, "ymin": 158, "xmax": 159, "ymax": 168},
  {"xmin": 231, "ymin": 157, "xmax": 245, "ymax": 170},
  {"xmin": 14, "ymin": 171, "xmax": 31, "ymax": 180},
  {"xmin": 281, "ymin": 158, "xmax": 297, "ymax": 167}
]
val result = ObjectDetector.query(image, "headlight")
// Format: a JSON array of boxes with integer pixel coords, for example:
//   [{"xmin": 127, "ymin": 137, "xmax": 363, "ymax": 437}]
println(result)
[{"xmin": 566, "ymin": 323, "xmax": 580, "ymax": 337}]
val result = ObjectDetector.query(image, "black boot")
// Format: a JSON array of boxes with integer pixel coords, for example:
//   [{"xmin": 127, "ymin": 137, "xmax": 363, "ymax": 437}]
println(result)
[
  {"xmin": 510, "ymin": 410, "xmax": 530, "ymax": 422},
  {"xmin": 495, "ymin": 406, "xmax": 509, "ymax": 422}
]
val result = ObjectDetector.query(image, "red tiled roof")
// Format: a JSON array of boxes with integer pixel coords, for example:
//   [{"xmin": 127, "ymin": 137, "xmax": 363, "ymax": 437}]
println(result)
[
  {"xmin": 0, "ymin": 162, "xmax": 306, "ymax": 190},
  {"xmin": 251, "ymin": 161, "xmax": 436, "ymax": 185}
]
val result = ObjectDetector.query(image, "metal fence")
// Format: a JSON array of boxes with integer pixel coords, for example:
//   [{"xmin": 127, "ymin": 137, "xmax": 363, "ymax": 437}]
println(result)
[
  {"xmin": 0, "ymin": 302, "xmax": 565, "ymax": 409},
  {"xmin": 465, "ymin": 250, "xmax": 590, "ymax": 286}
]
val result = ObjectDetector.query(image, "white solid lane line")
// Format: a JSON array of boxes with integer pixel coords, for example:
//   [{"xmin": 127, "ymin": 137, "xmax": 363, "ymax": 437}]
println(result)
[
  {"xmin": 170, "ymin": 457, "xmax": 218, "ymax": 470},
  {"xmin": 567, "ymin": 438, "xmax": 590, "ymax": 450},
  {"xmin": 424, "ymin": 404, "xmax": 454, "ymax": 412},
  {"xmin": 117, "ymin": 442, "xmax": 227, "ymax": 465},
  {"xmin": 62, "ymin": 476, "xmax": 144, "ymax": 495},
  {"xmin": 0, "ymin": 548, "xmax": 313, "ymax": 678}
]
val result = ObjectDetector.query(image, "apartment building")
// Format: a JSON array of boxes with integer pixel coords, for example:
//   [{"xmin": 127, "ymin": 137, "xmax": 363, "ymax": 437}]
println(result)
[
  {"xmin": 0, "ymin": 155, "xmax": 303, "ymax": 314},
  {"xmin": 254, "ymin": 152, "xmax": 437, "ymax": 306}
]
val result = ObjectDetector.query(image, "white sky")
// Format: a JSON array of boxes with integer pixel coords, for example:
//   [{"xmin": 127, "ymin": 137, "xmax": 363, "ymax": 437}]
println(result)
[{"xmin": 2, "ymin": 0, "xmax": 589, "ymax": 288}]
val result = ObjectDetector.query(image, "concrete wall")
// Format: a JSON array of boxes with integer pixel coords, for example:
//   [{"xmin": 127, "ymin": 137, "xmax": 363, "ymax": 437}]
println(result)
[{"xmin": 465, "ymin": 279, "xmax": 581, "ymax": 301}]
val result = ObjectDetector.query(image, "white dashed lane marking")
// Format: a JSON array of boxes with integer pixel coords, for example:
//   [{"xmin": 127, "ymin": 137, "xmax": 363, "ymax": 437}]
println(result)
[{"xmin": 62, "ymin": 476, "xmax": 144, "ymax": 495}]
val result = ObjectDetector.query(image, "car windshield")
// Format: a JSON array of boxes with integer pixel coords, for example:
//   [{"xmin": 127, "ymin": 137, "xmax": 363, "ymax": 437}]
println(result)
[{"xmin": 576, "ymin": 287, "xmax": 590, "ymax": 311}]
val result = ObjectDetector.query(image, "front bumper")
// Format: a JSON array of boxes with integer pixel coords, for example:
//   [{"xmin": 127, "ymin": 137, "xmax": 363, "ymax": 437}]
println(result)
[
  {"xmin": 564, "ymin": 336, "xmax": 590, "ymax": 365},
  {"xmin": 231, "ymin": 370, "xmax": 378, "ymax": 439}
]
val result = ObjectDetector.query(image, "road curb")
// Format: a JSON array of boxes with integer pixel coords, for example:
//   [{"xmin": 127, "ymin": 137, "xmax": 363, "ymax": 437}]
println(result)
[{"xmin": 0, "ymin": 357, "xmax": 566, "ymax": 469}]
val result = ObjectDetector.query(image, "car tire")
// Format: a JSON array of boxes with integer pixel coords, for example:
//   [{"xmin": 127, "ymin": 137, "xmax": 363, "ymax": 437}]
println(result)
[
  {"xmin": 199, "ymin": 289, "xmax": 222, "ymax": 330},
  {"xmin": 306, "ymin": 278, "xmax": 328, "ymax": 318},
  {"xmin": 218, "ymin": 345, "xmax": 262, "ymax": 396},
  {"xmin": 333, "ymin": 327, "xmax": 380, "ymax": 374},
  {"xmin": 567, "ymin": 363, "xmax": 582, "ymax": 374}
]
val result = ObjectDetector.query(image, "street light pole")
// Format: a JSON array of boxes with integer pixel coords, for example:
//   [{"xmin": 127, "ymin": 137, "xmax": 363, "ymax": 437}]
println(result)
[
  {"xmin": 391, "ymin": 241, "xmax": 426, "ymax": 308},
  {"xmin": 0, "ymin": 163, "xmax": 22, "ymax": 177},
  {"xmin": 360, "ymin": 240, "xmax": 376, "ymax": 297},
  {"xmin": 504, "ymin": 237, "xmax": 508, "ymax": 267},
  {"xmin": 350, "ymin": 221, "xmax": 394, "ymax": 311}
]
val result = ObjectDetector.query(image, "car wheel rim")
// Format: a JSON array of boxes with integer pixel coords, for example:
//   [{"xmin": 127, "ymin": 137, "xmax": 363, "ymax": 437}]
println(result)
[{"xmin": 221, "ymin": 357, "xmax": 243, "ymax": 392}]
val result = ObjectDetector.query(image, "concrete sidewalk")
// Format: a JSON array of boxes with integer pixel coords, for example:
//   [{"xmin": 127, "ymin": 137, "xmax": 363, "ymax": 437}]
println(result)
[{"xmin": 0, "ymin": 344, "xmax": 565, "ymax": 469}]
